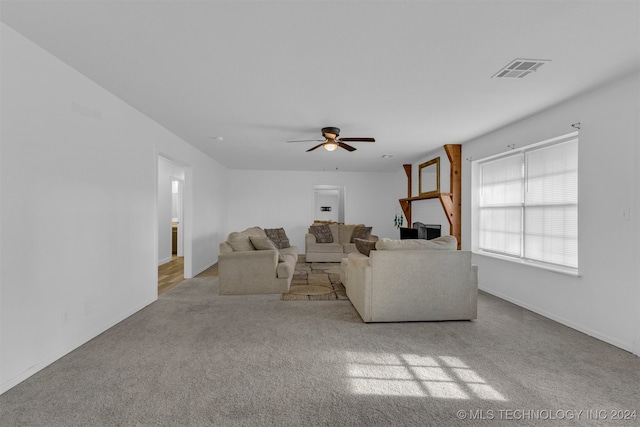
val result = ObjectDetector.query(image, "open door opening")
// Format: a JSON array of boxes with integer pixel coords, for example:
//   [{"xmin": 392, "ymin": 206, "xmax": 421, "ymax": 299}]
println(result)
[
  {"xmin": 157, "ymin": 156, "xmax": 189, "ymax": 295},
  {"xmin": 313, "ymin": 185, "xmax": 345, "ymax": 223}
]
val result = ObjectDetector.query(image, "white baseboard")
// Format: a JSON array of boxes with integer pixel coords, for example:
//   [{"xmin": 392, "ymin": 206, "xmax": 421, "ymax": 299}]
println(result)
[
  {"xmin": 157, "ymin": 256, "xmax": 172, "ymax": 266},
  {"xmin": 0, "ymin": 297, "xmax": 157, "ymax": 395},
  {"xmin": 479, "ymin": 286, "xmax": 633, "ymax": 354},
  {"xmin": 191, "ymin": 261, "xmax": 217, "ymax": 278}
]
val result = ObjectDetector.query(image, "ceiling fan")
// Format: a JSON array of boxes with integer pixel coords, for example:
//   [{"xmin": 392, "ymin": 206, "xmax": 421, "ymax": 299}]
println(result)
[{"xmin": 287, "ymin": 127, "xmax": 375, "ymax": 152}]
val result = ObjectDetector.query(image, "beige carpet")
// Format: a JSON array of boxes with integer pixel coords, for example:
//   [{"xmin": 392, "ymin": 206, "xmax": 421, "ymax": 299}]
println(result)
[
  {"xmin": 282, "ymin": 260, "xmax": 347, "ymax": 300},
  {"xmin": 3, "ymin": 274, "xmax": 639, "ymax": 426}
]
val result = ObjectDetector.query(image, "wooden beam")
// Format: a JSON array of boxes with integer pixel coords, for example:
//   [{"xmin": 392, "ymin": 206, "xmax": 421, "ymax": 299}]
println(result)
[
  {"xmin": 402, "ymin": 164, "xmax": 412, "ymax": 198},
  {"xmin": 399, "ymin": 200, "xmax": 411, "ymax": 227},
  {"xmin": 438, "ymin": 193, "xmax": 454, "ymax": 224},
  {"xmin": 443, "ymin": 144, "xmax": 462, "ymax": 249}
]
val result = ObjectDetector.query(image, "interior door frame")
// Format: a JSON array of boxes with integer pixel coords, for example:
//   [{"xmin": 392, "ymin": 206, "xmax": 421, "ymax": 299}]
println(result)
[
  {"xmin": 156, "ymin": 154, "xmax": 193, "ymax": 284},
  {"xmin": 313, "ymin": 184, "xmax": 345, "ymax": 223},
  {"xmin": 171, "ymin": 177, "xmax": 184, "ymax": 257}
]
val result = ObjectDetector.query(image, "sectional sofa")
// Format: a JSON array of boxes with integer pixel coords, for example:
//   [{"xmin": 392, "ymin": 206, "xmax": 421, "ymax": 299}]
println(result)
[{"xmin": 343, "ymin": 236, "xmax": 478, "ymax": 322}]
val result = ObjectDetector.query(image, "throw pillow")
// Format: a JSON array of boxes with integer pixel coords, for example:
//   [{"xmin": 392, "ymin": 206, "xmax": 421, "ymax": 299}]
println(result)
[
  {"xmin": 354, "ymin": 238, "xmax": 377, "ymax": 257},
  {"xmin": 249, "ymin": 236, "xmax": 277, "ymax": 251},
  {"xmin": 227, "ymin": 232, "xmax": 255, "ymax": 251},
  {"xmin": 250, "ymin": 236, "xmax": 285, "ymax": 262},
  {"xmin": 264, "ymin": 228, "xmax": 291, "ymax": 249},
  {"xmin": 351, "ymin": 226, "xmax": 372, "ymax": 243},
  {"xmin": 310, "ymin": 224, "xmax": 334, "ymax": 243}
]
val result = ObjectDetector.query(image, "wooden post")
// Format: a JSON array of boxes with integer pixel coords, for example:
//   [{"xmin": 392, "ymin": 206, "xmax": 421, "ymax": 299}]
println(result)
[
  {"xmin": 443, "ymin": 144, "xmax": 462, "ymax": 249},
  {"xmin": 401, "ymin": 164, "xmax": 413, "ymax": 225},
  {"xmin": 402, "ymin": 164, "xmax": 412, "ymax": 198}
]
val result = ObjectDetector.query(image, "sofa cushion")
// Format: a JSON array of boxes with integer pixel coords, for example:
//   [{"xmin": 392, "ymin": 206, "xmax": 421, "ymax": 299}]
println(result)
[
  {"xmin": 310, "ymin": 224, "xmax": 334, "ymax": 243},
  {"xmin": 308, "ymin": 242, "xmax": 343, "ymax": 253},
  {"xmin": 343, "ymin": 243, "xmax": 358, "ymax": 254},
  {"xmin": 354, "ymin": 238, "xmax": 377, "ymax": 256},
  {"xmin": 276, "ymin": 253, "xmax": 297, "ymax": 278},
  {"xmin": 376, "ymin": 235, "xmax": 457, "ymax": 251},
  {"xmin": 227, "ymin": 232, "xmax": 255, "ymax": 251},
  {"xmin": 351, "ymin": 226, "xmax": 372, "ymax": 242},
  {"xmin": 264, "ymin": 227, "xmax": 291, "ymax": 249},
  {"xmin": 328, "ymin": 224, "xmax": 340, "ymax": 242},
  {"xmin": 249, "ymin": 236, "xmax": 285, "ymax": 262},
  {"xmin": 279, "ymin": 245, "xmax": 299, "ymax": 260},
  {"xmin": 243, "ymin": 226, "xmax": 267, "ymax": 238},
  {"xmin": 338, "ymin": 224, "xmax": 355, "ymax": 244}
]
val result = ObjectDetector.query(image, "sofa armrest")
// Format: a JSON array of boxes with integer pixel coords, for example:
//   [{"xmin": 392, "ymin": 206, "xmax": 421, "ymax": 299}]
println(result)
[
  {"xmin": 219, "ymin": 241, "xmax": 233, "ymax": 253},
  {"xmin": 346, "ymin": 252, "xmax": 373, "ymax": 322},
  {"xmin": 218, "ymin": 249, "xmax": 279, "ymax": 294}
]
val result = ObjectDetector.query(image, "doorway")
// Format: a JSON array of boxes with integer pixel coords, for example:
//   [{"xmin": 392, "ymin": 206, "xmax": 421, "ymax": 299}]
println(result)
[
  {"xmin": 313, "ymin": 185, "xmax": 345, "ymax": 223},
  {"xmin": 171, "ymin": 178, "xmax": 184, "ymax": 257},
  {"xmin": 157, "ymin": 156, "xmax": 189, "ymax": 294}
]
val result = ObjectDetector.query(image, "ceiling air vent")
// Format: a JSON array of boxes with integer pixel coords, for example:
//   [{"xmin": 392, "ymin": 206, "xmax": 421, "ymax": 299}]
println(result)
[{"xmin": 492, "ymin": 59, "xmax": 550, "ymax": 79}]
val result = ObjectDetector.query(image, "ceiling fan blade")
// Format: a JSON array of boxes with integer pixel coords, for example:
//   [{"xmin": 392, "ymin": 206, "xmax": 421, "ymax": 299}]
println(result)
[
  {"xmin": 338, "ymin": 142, "xmax": 357, "ymax": 152},
  {"xmin": 339, "ymin": 137, "xmax": 375, "ymax": 142},
  {"xmin": 287, "ymin": 139, "xmax": 324, "ymax": 143},
  {"xmin": 306, "ymin": 143, "xmax": 326, "ymax": 152}
]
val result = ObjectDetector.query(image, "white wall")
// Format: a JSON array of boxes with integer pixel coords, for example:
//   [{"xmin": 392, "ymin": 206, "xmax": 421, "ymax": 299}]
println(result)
[
  {"xmin": 226, "ymin": 170, "xmax": 399, "ymax": 248},
  {"xmin": 462, "ymin": 72, "xmax": 640, "ymax": 354},
  {"xmin": 0, "ymin": 24, "xmax": 229, "ymax": 393}
]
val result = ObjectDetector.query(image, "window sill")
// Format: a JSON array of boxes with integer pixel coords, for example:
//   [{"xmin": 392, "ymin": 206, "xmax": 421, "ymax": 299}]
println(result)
[{"xmin": 473, "ymin": 250, "xmax": 581, "ymax": 277}]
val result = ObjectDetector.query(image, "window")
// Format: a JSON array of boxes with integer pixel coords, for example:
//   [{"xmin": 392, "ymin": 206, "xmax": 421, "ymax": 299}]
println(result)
[{"xmin": 476, "ymin": 133, "xmax": 578, "ymax": 273}]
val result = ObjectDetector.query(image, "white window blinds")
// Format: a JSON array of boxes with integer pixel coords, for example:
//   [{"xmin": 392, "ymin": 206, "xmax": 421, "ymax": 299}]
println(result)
[{"xmin": 478, "ymin": 135, "xmax": 578, "ymax": 271}]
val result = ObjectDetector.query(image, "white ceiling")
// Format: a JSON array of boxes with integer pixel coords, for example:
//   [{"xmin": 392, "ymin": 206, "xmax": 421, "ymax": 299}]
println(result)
[{"xmin": 2, "ymin": 1, "xmax": 639, "ymax": 172}]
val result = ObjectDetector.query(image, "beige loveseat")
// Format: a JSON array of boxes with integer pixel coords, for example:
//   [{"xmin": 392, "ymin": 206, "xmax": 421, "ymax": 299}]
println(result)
[
  {"xmin": 218, "ymin": 226, "xmax": 298, "ymax": 295},
  {"xmin": 344, "ymin": 236, "xmax": 477, "ymax": 322},
  {"xmin": 305, "ymin": 222, "xmax": 378, "ymax": 263}
]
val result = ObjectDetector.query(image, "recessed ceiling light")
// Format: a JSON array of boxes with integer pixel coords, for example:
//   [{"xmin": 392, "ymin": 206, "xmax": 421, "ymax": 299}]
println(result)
[
  {"xmin": 381, "ymin": 154, "xmax": 394, "ymax": 159},
  {"xmin": 210, "ymin": 136, "xmax": 224, "ymax": 142},
  {"xmin": 492, "ymin": 58, "xmax": 550, "ymax": 79}
]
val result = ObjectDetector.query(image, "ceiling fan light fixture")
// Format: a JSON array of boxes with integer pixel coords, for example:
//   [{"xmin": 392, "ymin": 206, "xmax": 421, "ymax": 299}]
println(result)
[{"xmin": 324, "ymin": 141, "xmax": 339, "ymax": 151}]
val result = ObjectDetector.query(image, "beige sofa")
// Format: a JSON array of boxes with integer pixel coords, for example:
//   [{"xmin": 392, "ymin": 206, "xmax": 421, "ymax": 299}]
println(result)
[
  {"xmin": 344, "ymin": 236, "xmax": 477, "ymax": 322},
  {"xmin": 218, "ymin": 226, "xmax": 299, "ymax": 295},
  {"xmin": 305, "ymin": 223, "xmax": 378, "ymax": 262}
]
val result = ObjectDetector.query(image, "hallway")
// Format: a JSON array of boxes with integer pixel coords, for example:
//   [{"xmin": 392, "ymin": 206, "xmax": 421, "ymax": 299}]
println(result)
[{"xmin": 157, "ymin": 255, "xmax": 183, "ymax": 295}]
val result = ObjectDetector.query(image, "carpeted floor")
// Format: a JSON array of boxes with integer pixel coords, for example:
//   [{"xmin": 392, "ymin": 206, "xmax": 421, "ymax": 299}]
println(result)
[{"xmin": 1, "ymin": 269, "xmax": 638, "ymax": 426}]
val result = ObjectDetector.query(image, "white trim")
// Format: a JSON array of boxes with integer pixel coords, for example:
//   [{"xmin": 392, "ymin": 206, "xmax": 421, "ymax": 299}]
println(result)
[
  {"xmin": 473, "ymin": 132, "xmax": 579, "ymax": 271},
  {"xmin": 157, "ymin": 256, "xmax": 172, "ymax": 266},
  {"xmin": 156, "ymin": 154, "xmax": 192, "ymax": 279},
  {"xmin": 474, "ymin": 251, "xmax": 581, "ymax": 277},
  {"xmin": 479, "ymin": 288, "xmax": 632, "ymax": 353},
  {"xmin": 634, "ymin": 108, "xmax": 640, "ymax": 357},
  {"xmin": 475, "ymin": 131, "xmax": 579, "ymax": 163},
  {"xmin": 191, "ymin": 261, "xmax": 216, "ymax": 278}
]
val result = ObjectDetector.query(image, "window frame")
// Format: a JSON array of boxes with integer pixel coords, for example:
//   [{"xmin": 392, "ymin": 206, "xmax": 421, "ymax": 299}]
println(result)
[{"xmin": 472, "ymin": 132, "xmax": 580, "ymax": 276}]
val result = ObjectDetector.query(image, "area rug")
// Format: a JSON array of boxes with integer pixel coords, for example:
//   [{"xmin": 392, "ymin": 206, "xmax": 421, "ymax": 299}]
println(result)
[{"xmin": 282, "ymin": 260, "xmax": 348, "ymax": 301}]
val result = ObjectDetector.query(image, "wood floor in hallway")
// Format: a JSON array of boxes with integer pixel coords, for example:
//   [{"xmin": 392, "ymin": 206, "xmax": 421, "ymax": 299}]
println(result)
[
  {"xmin": 158, "ymin": 255, "xmax": 184, "ymax": 295},
  {"xmin": 158, "ymin": 256, "xmax": 218, "ymax": 295}
]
